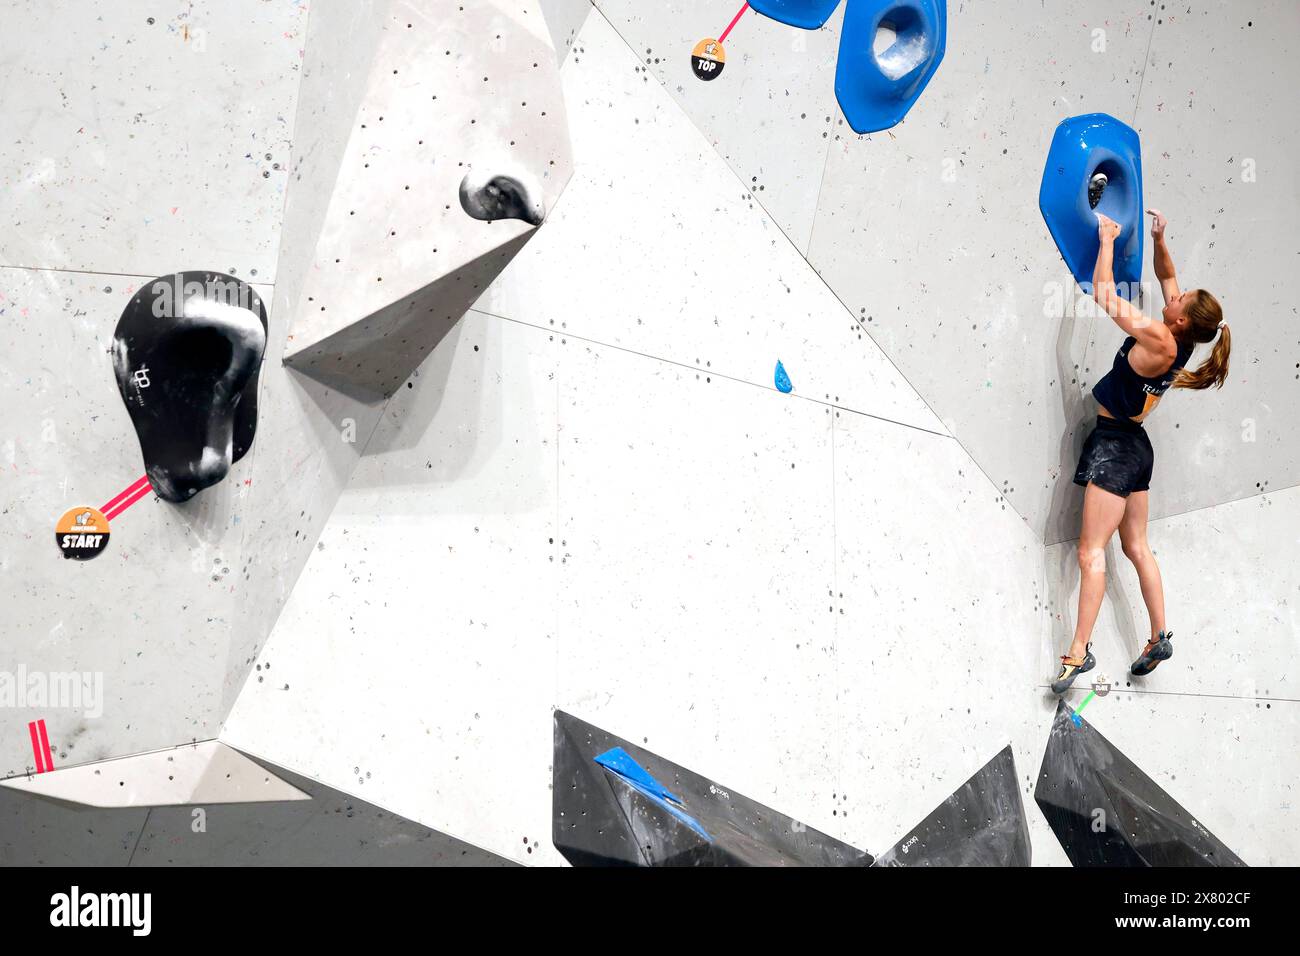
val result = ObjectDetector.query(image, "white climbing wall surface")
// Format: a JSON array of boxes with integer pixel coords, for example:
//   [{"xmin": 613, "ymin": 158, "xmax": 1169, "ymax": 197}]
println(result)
[{"xmin": 2, "ymin": 0, "xmax": 1297, "ymax": 867}]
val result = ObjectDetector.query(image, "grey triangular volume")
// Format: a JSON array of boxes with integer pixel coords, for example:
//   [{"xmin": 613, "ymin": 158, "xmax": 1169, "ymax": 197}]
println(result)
[
  {"xmin": 0, "ymin": 750, "xmax": 513, "ymax": 867},
  {"xmin": 873, "ymin": 745, "xmax": 1031, "ymax": 867},
  {"xmin": 1035, "ymin": 701, "xmax": 1246, "ymax": 867},
  {"xmin": 552, "ymin": 710, "xmax": 870, "ymax": 867}
]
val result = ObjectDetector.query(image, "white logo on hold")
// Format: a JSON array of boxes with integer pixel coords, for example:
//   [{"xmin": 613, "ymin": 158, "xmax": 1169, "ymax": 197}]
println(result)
[{"xmin": 132, "ymin": 367, "xmax": 151, "ymax": 389}]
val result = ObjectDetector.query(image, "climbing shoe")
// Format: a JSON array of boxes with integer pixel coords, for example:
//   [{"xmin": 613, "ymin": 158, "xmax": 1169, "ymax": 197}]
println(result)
[
  {"xmin": 1051, "ymin": 643, "xmax": 1095, "ymax": 695},
  {"xmin": 1130, "ymin": 630, "xmax": 1174, "ymax": 676}
]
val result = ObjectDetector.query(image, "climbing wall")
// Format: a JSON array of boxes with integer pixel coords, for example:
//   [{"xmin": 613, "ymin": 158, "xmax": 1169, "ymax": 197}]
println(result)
[
  {"xmin": 223, "ymin": 0, "xmax": 1296, "ymax": 867},
  {"xmin": 1, "ymin": 0, "xmax": 311, "ymax": 773},
  {"xmin": 1, "ymin": 0, "xmax": 571, "ymax": 787},
  {"xmin": 1043, "ymin": 488, "xmax": 1299, "ymax": 865},
  {"xmin": 4, "ymin": 0, "xmax": 1296, "ymax": 868},
  {"xmin": 221, "ymin": 8, "xmax": 1059, "ymax": 866},
  {"xmin": 1075, "ymin": 1, "xmax": 1300, "ymax": 531}
]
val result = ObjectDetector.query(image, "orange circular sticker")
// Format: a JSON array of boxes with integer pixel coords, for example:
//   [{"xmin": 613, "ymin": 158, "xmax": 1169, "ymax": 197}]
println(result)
[
  {"xmin": 55, "ymin": 506, "xmax": 111, "ymax": 561},
  {"xmin": 691, "ymin": 38, "xmax": 726, "ymax": 81}
]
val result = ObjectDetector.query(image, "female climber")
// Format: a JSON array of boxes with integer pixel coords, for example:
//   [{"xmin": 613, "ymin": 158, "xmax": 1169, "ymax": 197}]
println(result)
[{"xmin": 1052, "ymin": 208, "xmax": 1232, "ymax": 694}]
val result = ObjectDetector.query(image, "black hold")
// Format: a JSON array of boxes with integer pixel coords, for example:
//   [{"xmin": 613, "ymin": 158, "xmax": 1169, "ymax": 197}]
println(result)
[
  {"xmin": 552, "ymin": 710, "xmax": 870, "ymax": 867},
  {"xmin": 873, "ymin": 745, "xmax": 1031, "ymax": 866},
  {"xmin": 111, "ymin": 272, "xmax": 267, "ymax": 503},
  {"xmin": 1034, "ymin": 700, "xmax": 1246, "ymax": 866},
  {"xmin": 458, "ymin": 169, "xmax": 545, "ymax": 226}
]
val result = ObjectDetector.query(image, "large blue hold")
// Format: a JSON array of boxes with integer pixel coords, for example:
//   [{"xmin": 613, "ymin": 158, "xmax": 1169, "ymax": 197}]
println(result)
[
  {"xmin": 749, "ymin": 0, "xmax": 947, "ymax": 134},
  {"xmin": 1039, "ymin": 113, "xmax": 1144, "ymax": 300},
  {"xmin": 836, "ymin": 0, "xmax": 946, "ymax": 134},
  {"xmin": 747, "ymin": 0, "xmax": 841, "ymax": 29}
]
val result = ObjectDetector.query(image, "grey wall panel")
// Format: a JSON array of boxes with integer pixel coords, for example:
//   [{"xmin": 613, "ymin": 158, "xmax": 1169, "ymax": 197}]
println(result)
[
  {"xmin": 0, "ymin": 1, "xmax": 403, "ymax": 778},
  {"xmin": 0, "ymin": 747, "xmax": 510, "ymax": 866},
  {"xmin": 0, "ymin": 0, "xmax": 306, "ymax": 279},
  {"xmin": 0, "ymin": 267, "xmax": 272, "ymax": 774},
  {"xmin": 806, "ymin": 1, "xmax": 1156, "ymax": 538},
  {"xmin": 1069, "ymin": 0, "xmax": 1300, "ymax": 531},
  {"xmin": 0, "ymin": 783, "xmax": 143, "ymax": 866},
  {"xmin": 132, "ymin": 751, "xmax": 514, "ymax": 866}
]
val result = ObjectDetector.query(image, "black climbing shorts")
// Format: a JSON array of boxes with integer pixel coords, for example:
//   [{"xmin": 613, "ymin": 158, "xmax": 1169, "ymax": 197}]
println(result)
[{"xmin": 1073, "ymin": 415, "xmax": 1153, "ymax": 497}]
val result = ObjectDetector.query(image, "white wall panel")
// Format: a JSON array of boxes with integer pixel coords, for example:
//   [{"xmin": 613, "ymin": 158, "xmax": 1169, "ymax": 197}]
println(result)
[
  {"xmin": 592, "ymin": 0, "xmax": 844, "ymax": 252},
  {"xmin": 481, "ymin": 11, "xmax": 945, "ymax": 436},
  {"xmin": 1045, "ymin": 486, "xmax": 1300, "ymax": 703},
  {"xmin": 223, "ymin": 312, "xmax": 561, "ymax": 865},
  {"xmin": 553, "ymin": 333, "xmax": 841, "ymax": 842},
  {"xmin": 830, "ymin": 409, "xmax": 1057, "ymax": 859}
]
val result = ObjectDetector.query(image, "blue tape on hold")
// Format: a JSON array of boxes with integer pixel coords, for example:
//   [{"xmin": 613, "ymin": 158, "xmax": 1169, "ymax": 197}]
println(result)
[
  {"xmin": 1039, "ymin": 113, "xmax": 1144, "ymax": 299},
  {"xmin": 775, "ymin": 359, "xmax": 793, "ymax": 393},
  {"xmin": 594, "ymin": 747, "xmax": 713, "ymax": 842},
  {"xmin": 748, "ymin": 0, "xmax": 843, "ymax": 29},
  {"xmin": 1070, "ymin": 713, "xmax": 1082, "ymax": 728},
  {"xmin": 835, "ymin": 0, "xmax": 947, "ymax": 134}
]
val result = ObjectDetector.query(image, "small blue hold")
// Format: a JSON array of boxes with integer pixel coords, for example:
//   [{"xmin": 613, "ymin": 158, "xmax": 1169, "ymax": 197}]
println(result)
[
  {"xmin": 775, "ymin": 359, "xmax": 793, "ymax": 394},
  {"xmin": 1070, "ymin": 713, "xmax": 1082, "ymax": 728}
]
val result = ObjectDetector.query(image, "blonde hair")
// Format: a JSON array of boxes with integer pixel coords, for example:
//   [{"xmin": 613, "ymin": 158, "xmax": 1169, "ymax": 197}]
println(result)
[{"xmin": 1173, "ymin": 289, "xmax": 1230, "ymax": 390}]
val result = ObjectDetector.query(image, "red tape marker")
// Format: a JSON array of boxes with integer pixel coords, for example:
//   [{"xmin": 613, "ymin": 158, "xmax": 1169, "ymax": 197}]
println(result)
[
  {"xmin": 718, "ymin": 2, "xmax": 750, "ymax": 44},
  {"xmin": 28, "ymin": 719, "xmax": 53, "ymax": 773},
  {"xmin": 101, "ymin": 474, "xmax": 152, "ymax": 521}
]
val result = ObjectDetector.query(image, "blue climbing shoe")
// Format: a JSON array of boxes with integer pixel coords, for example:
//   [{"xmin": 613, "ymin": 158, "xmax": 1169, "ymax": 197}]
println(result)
[
  {"xmin": 1051, "ymin": 643, "xmax": 1095, "ymax": 695},
  {"xmin": 1130, "ymin": 630, "xmax": 1174, "ymax": 676}
]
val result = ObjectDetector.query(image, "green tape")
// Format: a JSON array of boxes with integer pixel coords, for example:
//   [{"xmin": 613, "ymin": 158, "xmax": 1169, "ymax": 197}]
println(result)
[{"xmin": 1070, "ymin": 690, "xmax": 1097, "ymax": 726}]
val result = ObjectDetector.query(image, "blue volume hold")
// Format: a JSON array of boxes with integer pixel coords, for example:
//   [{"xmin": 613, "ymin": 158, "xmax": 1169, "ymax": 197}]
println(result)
[
  {"xmin": 594, "ymin": 747, "xmax": 713, "ymax": 842},
  {"xmin": 836, "ymin": 0, "xmax": 946, "ymax": 133},
  {"xmin": 748, "ymin": 0, "xmax": 843, "ymax": 29},
  {"xmin": 1039, "ymin": 113, "xmax": 1144, "ymax": 299},
  {"xmin": 775, "ymin": 359, "xmax": 793, "ymax": 393}
]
